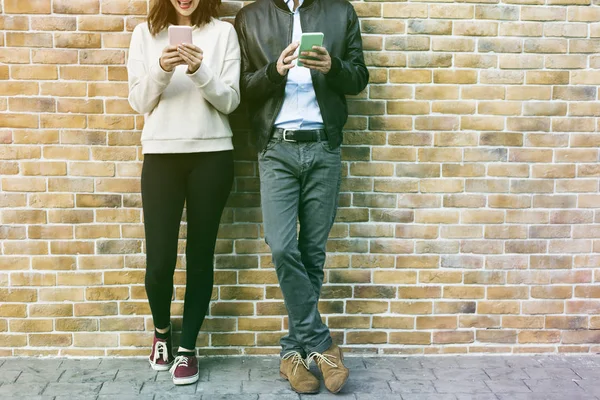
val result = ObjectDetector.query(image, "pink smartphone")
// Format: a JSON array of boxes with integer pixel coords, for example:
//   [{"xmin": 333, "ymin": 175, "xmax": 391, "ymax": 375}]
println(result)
[{"xmin": 168, "ymin": 25, "xmax": 193, "ymax": 46}]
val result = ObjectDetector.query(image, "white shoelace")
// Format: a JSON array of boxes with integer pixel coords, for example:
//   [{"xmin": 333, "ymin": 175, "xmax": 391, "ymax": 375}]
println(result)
[
  {"xmin": 282, "ymin": 351, "xmax": 310, "ymax": 376},
  {"xmin": 308, "ymin": 351, "xmax": 338, "ymax": 369},
  {"xmin": 152, "ymin": 341, "xmax": 168, "ymax": 364},
  {"xmin": 169, "ymin": 355, "xmax": 189, "ymax": 375}
]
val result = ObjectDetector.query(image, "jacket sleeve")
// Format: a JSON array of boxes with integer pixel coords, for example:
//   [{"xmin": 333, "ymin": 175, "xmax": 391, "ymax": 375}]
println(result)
[
  {"xmin": 187, "ymin": 25, "xmax": 241, "ymax": 115},
  {"xmin": 127, "ymin": 26, "xmax": 174, "ymax": 115},
  {"xmin": 234, "ymin": 11, "xmax": 285, "ymax": 103},
  {"xmin": 325, "ymin": 5, "xmax": 369, "ymax": 96}
]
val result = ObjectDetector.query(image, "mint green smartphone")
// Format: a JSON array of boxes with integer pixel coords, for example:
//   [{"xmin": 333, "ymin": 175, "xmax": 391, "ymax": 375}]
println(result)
[{"xmin": 297, "ymin": 32, "xmax": 324, "ymax": 68}]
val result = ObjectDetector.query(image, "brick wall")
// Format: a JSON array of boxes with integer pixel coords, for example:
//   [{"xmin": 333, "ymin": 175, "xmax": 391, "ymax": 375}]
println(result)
[{"xmin": 1, "ymin": 0, "xmax": 600, "ymax": 357}]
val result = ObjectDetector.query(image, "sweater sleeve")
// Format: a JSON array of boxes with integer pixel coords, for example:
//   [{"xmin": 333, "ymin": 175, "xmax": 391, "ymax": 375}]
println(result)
[
  {"xmin": 186, "ymin": 25, "xmax": 241, "ymax": 115},
  {"xmin": 127, "ymin": 25, "xmax": 174, "ymax": 115}
]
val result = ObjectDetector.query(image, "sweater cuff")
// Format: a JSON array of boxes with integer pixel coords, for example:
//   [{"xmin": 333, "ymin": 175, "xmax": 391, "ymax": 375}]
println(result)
[
  {"xmin": 326, "ymin": 56, "xmax": 343, "ymax": 78},
  {"xmin": 267, "ymin": 61, "xmax": 285, "ymax": 85},
  {"xmin": 186, "ymin": 62, "xmax": 213, "ymax": 87},
  {"xmin": 150, "ymin": 58, "xmax": 175, "ymax": 85}
]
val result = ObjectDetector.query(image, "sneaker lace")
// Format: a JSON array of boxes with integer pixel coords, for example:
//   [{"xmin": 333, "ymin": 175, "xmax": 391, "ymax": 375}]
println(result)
[
  {"xmin": 282, "ymin": 351, "xmax": 309, "ymax": 376},
  {"xmin": 308, "ymin": 351, "xmax": 338, "ymax": 369},
  {"xmin": 169, "ymin": 355, "xmax": 189, "ymax": 375},
  {"xmin": 152, "ymin": 341, "xmax": 168, "ymax": 364}
]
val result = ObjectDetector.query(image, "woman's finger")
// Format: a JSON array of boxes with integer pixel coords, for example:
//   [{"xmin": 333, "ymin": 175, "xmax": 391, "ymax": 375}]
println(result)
[{"xmin": 182, "ymin": 43, "xmax": 203, "ymax": 55}]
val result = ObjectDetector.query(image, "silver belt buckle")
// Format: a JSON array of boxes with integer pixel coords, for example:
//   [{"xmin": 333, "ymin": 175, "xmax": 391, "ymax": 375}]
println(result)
[{"xmin": 282, "ymin": 129, "xmax": 296, "ymax": 142}]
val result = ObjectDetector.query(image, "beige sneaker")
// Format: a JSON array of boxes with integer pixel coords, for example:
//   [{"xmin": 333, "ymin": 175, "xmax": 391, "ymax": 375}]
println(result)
[
  {"xmin": 280, "ymin": 351, "xmax": 320, "ymax": 394},
  {"xmin": 309, "ymin": 344, "xmax": 349, "ymax": 394}
]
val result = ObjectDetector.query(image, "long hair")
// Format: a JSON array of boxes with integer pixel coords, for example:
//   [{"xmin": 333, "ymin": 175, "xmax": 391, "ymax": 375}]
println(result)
[{"xmin": 147, "ymin": 0, "xmax": 221, "ymax": 36}]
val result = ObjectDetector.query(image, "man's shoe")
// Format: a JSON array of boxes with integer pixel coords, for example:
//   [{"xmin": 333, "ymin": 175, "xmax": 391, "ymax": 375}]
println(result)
[
  {"xmin": 148, "ymin": 330, "xmax": 174, "ymax": 371},
  {"xmin": 170, "ymin": 354, "xmax": 199, "ymax": 385},
  {"xmin": 309, "ymin": 344, "xmax": 349, "ymax": 394},
  {"xmin": 280, "ymin": 351, "xmax": 320, "ymax": 394}
]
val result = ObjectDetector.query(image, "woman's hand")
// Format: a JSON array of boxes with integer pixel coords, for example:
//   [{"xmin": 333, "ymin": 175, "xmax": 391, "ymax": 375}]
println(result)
[
  {"xmin": 159, "ymin": 45, "xmax": 185, "ymax": 72},
  {"xmin": 178, "ymin": 43, "xmax": 204, "ymax": 74}
]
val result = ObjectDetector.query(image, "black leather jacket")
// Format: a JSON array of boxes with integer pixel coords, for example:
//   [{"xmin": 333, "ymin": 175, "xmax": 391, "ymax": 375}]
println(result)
[{"xmin": 234, "ymin": 0, "xmax": 369, "ymax": 151}]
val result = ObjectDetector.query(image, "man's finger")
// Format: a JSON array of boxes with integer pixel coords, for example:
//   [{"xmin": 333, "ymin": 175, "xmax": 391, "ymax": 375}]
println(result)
[
  {"xmin": 283, "ymin": 42, "xmax": 299, "ymax": 57},
  {"xmin": 283, "ymin": 55, "xmax": 299, "ymax": 64},
  {"xmin": 301, "ymin": 51, "xmax": 323, "ymax": 59},
  {"xmin": 312, "ymin": 46, "xmax": 328, "ymax": 54}
]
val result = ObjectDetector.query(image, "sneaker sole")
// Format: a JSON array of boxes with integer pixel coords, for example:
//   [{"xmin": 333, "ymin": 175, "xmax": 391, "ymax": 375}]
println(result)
[
  {"xmin": 280, "ymin": 372, "xmax": 320, "ymax": 394},
  {"xmin": 148, "ymin": 359, "xmax": 173, "ymax": 371},
  {"xmin": 173, "ymin": 371, "xmax": 200, "ymax": 386}
]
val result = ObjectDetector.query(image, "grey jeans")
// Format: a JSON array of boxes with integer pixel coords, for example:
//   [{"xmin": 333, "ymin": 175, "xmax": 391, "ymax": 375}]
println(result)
[{"xmin": 259, "ymin": 137, "xmax": 342, "ymax": 358}]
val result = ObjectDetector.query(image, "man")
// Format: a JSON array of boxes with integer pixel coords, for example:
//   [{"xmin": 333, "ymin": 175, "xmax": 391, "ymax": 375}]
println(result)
[{"xmin": 235, "ymin": 0, "xmax": 368, "ymax": 394}]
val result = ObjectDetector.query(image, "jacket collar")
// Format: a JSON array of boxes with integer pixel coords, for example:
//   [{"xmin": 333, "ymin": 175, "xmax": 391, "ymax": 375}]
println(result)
[{"xmin": 272, "ymin": 0, "xmax": 316, "ymax": 12}]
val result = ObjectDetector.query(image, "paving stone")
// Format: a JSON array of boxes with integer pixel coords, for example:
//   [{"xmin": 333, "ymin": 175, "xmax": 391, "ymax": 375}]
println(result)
[
  {"xmin": 336, "ymin": 379, "xmax": 392, "ymax": 394},
  {"xmin": 155, "ymin": 395, "xmax": 211, "ymax": 400},
  {"xmin": 347, "ymin": 369, "xmax": 396, "ymax": 381},
  {"xmin": 455, "ymin": 395, "xmax": 499, "ymax": 400},
  {"xmin": 434, "ymin": 380, "xmax": 492, "ymax": 394},
  {"xmin": 54, "ymin": 396, "xmax": 98, "ymax": 400},
  {"xmin": 98, "ymin": 396, "xmax": 154, "ymax": 400},
  {"xmin": 420, "ymin": 357, "xmax": 460, "ymax": 369},
  {"xmin": 141, "ymin": 381, "xmax": 198, "ymax": 395},
  {"xmin": 497, "ymin": 394, "xmax": 596, "ymax": 400},
  {"xmin": 16, "ymin": 368, "xmax": 64, "ymax": 383},
  {"xmin": 299, "ymin": 392, "xmax": 356, "ymax": 399},
  {"xmin": 1, "ymin": 359, "xmax": 62, "ymax": 371},
  {"xmin": 433, "ymin": 368, "xmax": 489, "ymax": 381},
  {"xmin": 203, "ymin": 395, "xmax": 260, "ymax": 400},
  {"xmin": 572, "ymin": 368, "xmax": 600, "ymax": 380},
  {"xmin": 534, "ymin": 355, "xmax": 575, "ymax": 369},
  {"xmin": 456, "ymin": 357, "xmax": 509, "ymax": 369},
  {"xmin": 0, "ymin": 370, "xmax": 20, "ymax": 384},
  {"xmin": 59, "ymin": 359, "xmax": 103, "ymax": 370},
  {"xmin": 505, "ymin": 358, "xmax": 542, "ymax": 369},
  {"xmin": 43, "ymin": 383, "xmax": 102, "ymax": 396},
  {"xmin": 99, "ymin": 381, "xmax": 142, "ymax": 395},
  {"xmin": 389, "ymin": 380, "xmax": 436, "ymax": 394},
  {"xmin": 364, "ymin": 357, "xmax": 422, "ymax": 370},
  {"xmin": 2, "ymin": 397, "xmax": 53, "ymax": 400},
  {"xmin": 483, "ymin": 367, "xmax": 529, "ymax": 380},
  {"xmin": 258, "ymin": 394, "xmax": 299, "ymax": 400},
  {"xmin": 575, "ymin": 379, "xmax": 600, "ymax": 396},
  {"xmin": 240, "ymin": 358, "xmax": 281, "ymax": 370},
  {"xmin": 98, "ymin": 358, "xmax": 151, "ymax": 370},
  {"xmin": 114, "ymin": 368, "xmax": 158, "ymax": 382},
  {"xmin": 195, "ymin": 380, "xmax": 243, "ymax": 395},
  {"xmin": 485, "ymin": 379, "xmax": 531, "ymax": 393},
  {"xmin": 0, "ymin": 383, "xmax": 47, "ymax": 396},
  {"xmin": 566, "ymin": 356, "xmax": 600, "ymax": 369},
  {"xmin": 60, "ymin": 368, "xmax": 117, "ymax": 383},
  {"xmin": 523, "ymin": 379, "xmax": 585, "ymax": 394},
  {"xmin": 202, "ymin": 357, "xmax": 247, "ymax": 371},
  {"xmin": 210, "ymin": 368, "xmax": 250, "ymax": 381},
  {"xmin": 249, "ymin": 367, "xmax": 284, "ymax": 381},
  {"xmin": 401, "ymin": 395, "xmax": 457, "ymax": 400},
  {"xmin": 243, "ymin": 379, "xmax": 297, "ymax": 394},
  {"xmin": 523, "ymin": 367, "xmax": 579, "ymax": 380},
  {"xmin": 393, "ymin": 368, "xmax": 436, "ymax": 380}
]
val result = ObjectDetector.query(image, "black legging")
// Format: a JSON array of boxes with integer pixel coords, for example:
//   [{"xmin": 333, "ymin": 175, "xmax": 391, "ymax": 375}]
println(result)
[{"xmin": 142, "ymin": 151, "xmax": 233, "ymax": 350}]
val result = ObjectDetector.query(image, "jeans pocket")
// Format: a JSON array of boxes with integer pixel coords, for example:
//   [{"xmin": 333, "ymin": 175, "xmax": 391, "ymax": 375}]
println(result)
[
  {"xmin": 320, "ymin": 140, "xmax": 341, "ymax": 155},
  {"xmin": 259, "ymin": 140, "xmax": 279, "ymax": 159}
]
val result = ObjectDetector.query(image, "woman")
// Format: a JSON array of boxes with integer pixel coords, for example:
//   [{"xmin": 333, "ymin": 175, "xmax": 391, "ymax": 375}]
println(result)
[{"xmin": 127, "ymin": 0, "xmax": 240, "ymax": 386}]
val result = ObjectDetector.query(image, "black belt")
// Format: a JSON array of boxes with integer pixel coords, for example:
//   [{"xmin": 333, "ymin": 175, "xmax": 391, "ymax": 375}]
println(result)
[{"xmin": 271, "ymin": 128, "xmax": 328, "ymax": 142}]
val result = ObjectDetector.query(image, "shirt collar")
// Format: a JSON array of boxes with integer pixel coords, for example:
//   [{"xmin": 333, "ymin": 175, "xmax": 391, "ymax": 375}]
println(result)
[{"xmin": 285, "ymin": 0, "xmax": 303, "ymax": 12}]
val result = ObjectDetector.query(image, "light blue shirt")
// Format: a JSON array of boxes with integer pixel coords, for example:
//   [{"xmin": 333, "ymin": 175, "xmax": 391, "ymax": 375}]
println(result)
[{"xmin": 274, "ymin": 0, "xmax": 324, "ymax": 130}]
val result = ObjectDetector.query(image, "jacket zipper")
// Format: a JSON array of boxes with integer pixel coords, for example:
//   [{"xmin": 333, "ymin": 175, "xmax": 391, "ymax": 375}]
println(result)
[{"xmin": 267, "ymin": 11, "xmax": 294, "ymax": 142}]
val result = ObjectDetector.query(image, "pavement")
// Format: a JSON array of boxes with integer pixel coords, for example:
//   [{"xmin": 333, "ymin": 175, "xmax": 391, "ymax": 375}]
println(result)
[{"xmin": 0, "ymin": 355, "xmax": 599, "ymax": 399}]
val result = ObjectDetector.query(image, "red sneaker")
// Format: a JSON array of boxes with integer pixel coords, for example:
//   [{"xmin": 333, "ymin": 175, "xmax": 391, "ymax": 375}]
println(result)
[
  {"xmin": 148, "ymin": 333, "xmax": 174, "ymax": 371},
  {"xmin": 170, "ymin": 355, "xmax": 199, "ymax": 385}
]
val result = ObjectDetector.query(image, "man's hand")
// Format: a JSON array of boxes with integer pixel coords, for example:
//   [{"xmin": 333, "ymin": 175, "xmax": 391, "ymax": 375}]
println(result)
[
  {"xmin": 178, "ymin": 43, "xmax": 204, "ymax": 74},
  {"xmin": 277, "ymin": 42, "xmax": 299, "ymax": 76},
  {"xmin": 159, "ymin": 45, "xmax": 185, "ymax": 72},
  {"xmin": 300, "ymin": 46, "xmax": 332, "ymax": 74}
]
